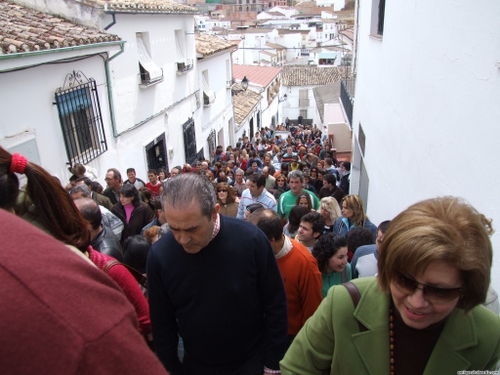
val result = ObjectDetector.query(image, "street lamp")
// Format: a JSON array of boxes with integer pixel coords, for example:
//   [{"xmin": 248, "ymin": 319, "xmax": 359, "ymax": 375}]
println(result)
[
  {"xmin": 278, "ymin": 93, "xmax": 287, "ymax": 103},
  {"xmin": 241, "ymin": 76, "xmax": 249, "ymax": 91}
]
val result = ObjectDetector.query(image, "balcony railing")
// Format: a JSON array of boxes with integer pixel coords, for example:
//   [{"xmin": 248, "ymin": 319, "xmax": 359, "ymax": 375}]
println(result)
[
  {"xmin": 177, "ymin": 58, "xmax": 193, "ymax": 74},
  {"xmin": 340, "ymin": 80, "xmax": 354, "ymax": 128}
]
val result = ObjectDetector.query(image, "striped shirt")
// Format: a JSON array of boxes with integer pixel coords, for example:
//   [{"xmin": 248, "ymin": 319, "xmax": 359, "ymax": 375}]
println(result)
[{"xmin": 237, "ymin": 188, "xmax": 277, "ymax": 219}]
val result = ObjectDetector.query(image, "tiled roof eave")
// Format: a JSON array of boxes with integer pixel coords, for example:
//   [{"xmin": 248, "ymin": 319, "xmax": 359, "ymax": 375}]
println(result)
[
  {"xmin": 197, "ymin": 46, "xmax": 235, "ymax": 58},
  {"xmin": 103, "ymin": 1, "xmax": 198, "ymax": 14},
  {"xmin": 0, "ymin": 40, "xmax": 124, "ymax": 58}
]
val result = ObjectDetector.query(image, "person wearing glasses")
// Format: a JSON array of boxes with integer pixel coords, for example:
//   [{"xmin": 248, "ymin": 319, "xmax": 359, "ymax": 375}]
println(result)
[
  {"xmin": 216, "ymin": 182, "xmax": 238, "ymax": 218},
  {"xmin": 281, "ymin": 197, "xmax": 500, "ymax": 374}
]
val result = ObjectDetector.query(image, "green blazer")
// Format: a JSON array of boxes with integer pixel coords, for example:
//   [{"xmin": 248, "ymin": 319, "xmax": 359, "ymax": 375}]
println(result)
[{"xmin": 281, "ymin": 277, "xmax": 500, "ymax": 375}]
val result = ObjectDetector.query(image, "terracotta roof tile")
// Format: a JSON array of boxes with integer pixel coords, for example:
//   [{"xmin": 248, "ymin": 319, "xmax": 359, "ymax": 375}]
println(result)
[
  {"xmin": 232, "ymin": 83, "xmax": 262, "ymax": 125},
  {"xmin": 195, "ymin": 33, "xmax": 235, "ymax": 57},
  {"xmin": 281, "ymin": 66, "xmax": 350, "ymax": 86},
  {"xmin": 83, "ymin": 0, "xmax": 198, "ymax": 13},
  {"xmin": 278, "ymin": 29, "xmax": 309, "ymax": 35},
  {"xmin": 0, "ymin": 0, "xmax": 121, "ymax": 54},
  {"xmin": 232, "ymin": 64, "xmax": 281, "ymax": 88}
]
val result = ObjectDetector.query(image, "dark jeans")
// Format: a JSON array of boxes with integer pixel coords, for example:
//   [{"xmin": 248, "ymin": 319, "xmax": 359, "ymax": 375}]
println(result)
[{"xmin": 183, "ymin": 346, "xmax": 264, "ymax": 375}]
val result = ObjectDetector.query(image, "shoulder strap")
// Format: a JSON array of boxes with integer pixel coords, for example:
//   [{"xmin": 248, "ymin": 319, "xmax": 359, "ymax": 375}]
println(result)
[
  {"xmin": 103, "ymin": 259, "xmax": 121, "ymax": 274},
  {"xmin": 340, "ymin": 265, "xmax": 349, "ymax": 283},
  {"xmin": 103, "ymin": 259, "xmax": 147, "ymax": 289},
  {"xmin": 343, "ymin": 282, "xmax": 368, "ymax": 332}
]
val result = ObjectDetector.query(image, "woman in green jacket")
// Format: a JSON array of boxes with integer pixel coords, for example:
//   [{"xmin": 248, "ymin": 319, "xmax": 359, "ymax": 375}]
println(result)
[{"xmin": 281, "ymin": 196, "xmax": 500, "ymax": 374}]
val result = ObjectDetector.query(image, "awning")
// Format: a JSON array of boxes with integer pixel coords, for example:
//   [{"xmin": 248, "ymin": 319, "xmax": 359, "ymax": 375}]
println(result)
[
  {"xmin": 202, "ymin": 74, "xmax": 216, "ymax": 104},
  {"xmin": 136, "ymin": 36, "xmax": 163, "ymax": 82}
]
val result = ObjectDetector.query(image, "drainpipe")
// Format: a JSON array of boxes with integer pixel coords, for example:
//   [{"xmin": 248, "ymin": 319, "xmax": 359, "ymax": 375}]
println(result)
[
  {"xmin": 104, "ymin": 13, "xmax": 117, "ymax": 31},
  {"xmin": 102, "ymin": 42, "xmax": 126, "ymax": 138}
]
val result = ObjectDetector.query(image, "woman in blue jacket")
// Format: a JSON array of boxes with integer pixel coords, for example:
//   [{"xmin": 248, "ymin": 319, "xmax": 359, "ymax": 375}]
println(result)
[{"xmin": 333, "ymin": 195, "xmax": 377, "ymax": 237}]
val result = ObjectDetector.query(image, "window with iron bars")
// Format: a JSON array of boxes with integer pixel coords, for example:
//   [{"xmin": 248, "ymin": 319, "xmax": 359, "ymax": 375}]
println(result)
[
  {"xmin": 55, "ymin": 79, "xmax": 107, "ymax": 165},
  {"xmin": 183, "ymin": 118, "xmax": 198, "ymax": 164}
]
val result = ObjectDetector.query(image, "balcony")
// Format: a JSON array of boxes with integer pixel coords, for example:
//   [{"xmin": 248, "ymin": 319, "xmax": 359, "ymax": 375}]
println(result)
[{"xmin": 299, "ymin": 98, "xmax": 310, "ymax": 107}]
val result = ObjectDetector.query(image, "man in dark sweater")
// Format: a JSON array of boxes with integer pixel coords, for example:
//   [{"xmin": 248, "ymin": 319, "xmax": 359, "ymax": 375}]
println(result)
[
  {"xmin": 318, "ymin": 173, "xmax": 345, "ymax": 204},
  {"xmin": 148, "ymin": 174, "xmax": 288, "ymax": 375}
]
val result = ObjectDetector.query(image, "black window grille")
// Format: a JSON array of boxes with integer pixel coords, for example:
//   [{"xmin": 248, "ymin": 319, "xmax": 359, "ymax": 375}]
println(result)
[
  {"xmin": 55, "ymin": 78, "xmax": 107, "ymax": 165},
  {"xmin": 183, "ymin": 118, "xmax": 197, "ymax": 164},
  {"xmin": 340, "ymin": 80, "xmax": 354, "ymax": 129},
  {"xmin": 377, "ymin": 0, "xmax": 386, "ymax": 36},
  {"xmin": 207, "ymin": 130, "xmax": 216, "ymax": 163}
]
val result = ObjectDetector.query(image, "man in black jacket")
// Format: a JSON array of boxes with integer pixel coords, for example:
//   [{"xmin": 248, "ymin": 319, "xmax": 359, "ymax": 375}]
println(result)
[{"xmin": 74, "ymin": 198, "xmax": 123, "ymax": 261}]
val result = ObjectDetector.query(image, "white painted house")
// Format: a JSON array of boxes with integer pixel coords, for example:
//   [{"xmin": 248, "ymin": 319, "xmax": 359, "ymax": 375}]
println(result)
[
  {"xmin": 0, "ymin": 0, "xmax": 122, "ymax": 181},
  {"xmin": 195, "ymin": 33, "xmax": 236, "ymax": 155},
  {"xmin": 281, "ymin": 66, "xmax": 349, "ymax": 126},
  {"xmin": 348, "ymin": 0, "xmax": 500, "ymax": 290},
  {"xmin": 5, "ymin": 0, "xmax": 203, "ymax": 182},
  {"xmin": 233, "ymin": 65, "xmax": 283, "ymax": 131},
  {"xmin": 315, "ymin": 0, "xmax": 345, "ymax": 12}
]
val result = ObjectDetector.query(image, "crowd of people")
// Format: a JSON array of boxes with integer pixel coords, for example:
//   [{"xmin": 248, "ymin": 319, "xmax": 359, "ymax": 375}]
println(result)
[{"xmin": 1, "ymin": 120, "xmax": 499, "ymax": 374}]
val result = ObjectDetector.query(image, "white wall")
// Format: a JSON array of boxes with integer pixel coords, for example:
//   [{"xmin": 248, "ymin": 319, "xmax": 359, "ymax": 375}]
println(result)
[
  {"xmin": 198, "ymin": 53, "xmax": 234, "ymax": 153},
  {"xmin": 106, "ymin": 14, "xmax": 198, "ymax": 135},
  {"xmin": 352, "ymin": 0, "xmax": 500, "ymax": 290},
  {"xmin": 282, "ymin": 85, "xmax": 316, "ymax": 121},
  {"xmin": 0, "ymin": 54, "xmax": 111, "ymax": 183}
]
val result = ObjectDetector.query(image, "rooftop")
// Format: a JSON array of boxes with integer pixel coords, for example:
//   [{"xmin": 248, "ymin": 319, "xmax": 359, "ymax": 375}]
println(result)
[
  {"xmin": 232, "ymin": 83, "xmax": 262, "ymax": 125},
  {"xmin": 312, "ymin": 82, "xmax": 341, "ymax": 123},
  {"xmin": 281, "ymin": 66, "xmax": 350, "ymax": 86},
  {"xmin": 265, "ymin": 42, "xmax": 286, "ymax": 50},
  {"xmin": 226, "ymin": 28, "xmax": 276, "ymax": 34},
  {"xmin": 0, "ymin": 0, "xmax": 121, "ymax": 55},
  {"xmin": 233, "ymin": 64, "xmax": 282, "ymax": 88},
  {"xmin": 278, "ymin": 29, "xmax": 310, "ymax": 35},
  {"xmin": 195, "ymin": 33, "xmax": 235, "ymax": 57}
]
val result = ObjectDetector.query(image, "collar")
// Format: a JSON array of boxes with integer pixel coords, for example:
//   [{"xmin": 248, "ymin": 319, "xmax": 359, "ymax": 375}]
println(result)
[
  {"xmin": 275, "ymin": 235, "xmax": 292, "ymax": 259},
  {"xmin": 210, "ymin": 213, "xmax": 221, "ymax": 241},
  {"xmin": 348, "ymin": 278, "xmax": 478, "ymax": 375}
]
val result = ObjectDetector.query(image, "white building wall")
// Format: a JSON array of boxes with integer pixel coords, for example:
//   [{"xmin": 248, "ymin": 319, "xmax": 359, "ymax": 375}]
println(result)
[
  {"xmin": 198, "ymin": 53, "xmax": 234, "ymax": 154},
  {"xmin": 282, "ymin": 85, "xmax": 316, "ymax": 122},
  {"xmin": 106, "ymin": 14, "xmax": 198, "ymax": 135},
  {"xmin": 352, "ymin": 0, "xmax": 500, "ymax": 290},
  {"xmin": 275, "ymin": 33, "xmax": 302, "ymax": 61},
  {"xmin": 0, "ymin": 54, "xmax": 111, "ymax": 182}
]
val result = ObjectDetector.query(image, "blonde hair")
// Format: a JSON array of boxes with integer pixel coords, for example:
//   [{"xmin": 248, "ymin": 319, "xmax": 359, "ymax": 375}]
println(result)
[
  {"xmin": 320, "ymin": 197, "xmax": 341, "ymax": 223},
  {"xmin": 378, "ymin": 196, "xmax": 493, "ymax": 313}
]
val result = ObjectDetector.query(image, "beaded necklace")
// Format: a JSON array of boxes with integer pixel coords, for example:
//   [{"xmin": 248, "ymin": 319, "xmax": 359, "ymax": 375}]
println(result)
[{"xmin": 389, "ymin": 308, "xmax": 395, "ymax": 375}]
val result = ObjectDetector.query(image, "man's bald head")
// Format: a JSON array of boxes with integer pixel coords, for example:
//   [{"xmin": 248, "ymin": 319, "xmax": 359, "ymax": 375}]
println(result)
[{"xmin": 74, "ymin": 198, "xmax": 101, "ymax": 230}]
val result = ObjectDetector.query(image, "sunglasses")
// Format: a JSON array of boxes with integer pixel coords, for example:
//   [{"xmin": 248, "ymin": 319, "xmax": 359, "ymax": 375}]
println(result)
[
  {"xmin": 217, "ymin": 189, "xmax": 228, "ymax": 193},
  {"xmin": 393, "ymin": 271, "xmax": 462, "ymax": 303}
]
